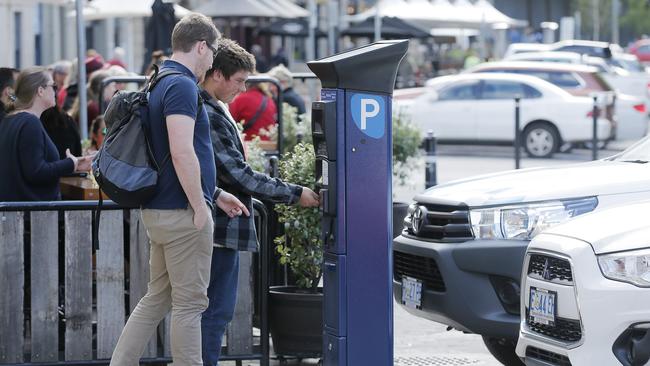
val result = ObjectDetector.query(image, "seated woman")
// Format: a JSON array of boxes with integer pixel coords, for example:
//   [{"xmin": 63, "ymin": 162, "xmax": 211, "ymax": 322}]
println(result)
[{"xmin": 0, "ymin": 67, "xmax": 92, "ymax": 201}]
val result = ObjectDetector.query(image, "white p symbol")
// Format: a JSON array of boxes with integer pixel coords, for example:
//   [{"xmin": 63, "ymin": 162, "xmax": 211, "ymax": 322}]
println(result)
[{"xmin": 360, "ymin": 98, "xmax": 380, "ymax": 130}]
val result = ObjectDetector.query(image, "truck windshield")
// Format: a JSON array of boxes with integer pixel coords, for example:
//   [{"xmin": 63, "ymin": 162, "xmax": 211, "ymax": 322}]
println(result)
[{"xmin": 610, "ymin": 137, "xmax": 650, "ymax": 162}]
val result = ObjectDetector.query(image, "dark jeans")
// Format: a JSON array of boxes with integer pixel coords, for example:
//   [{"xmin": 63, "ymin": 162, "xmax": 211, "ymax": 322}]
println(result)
[{"xmin": 201, "ymin": 247, "xmax": 240, "ymax": 366}]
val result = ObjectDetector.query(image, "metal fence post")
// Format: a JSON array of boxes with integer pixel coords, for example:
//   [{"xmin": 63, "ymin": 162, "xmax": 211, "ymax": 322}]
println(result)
[
  {"xmin": 424, "ymin": 130, "xmax": 437, "ymax": 188},
  {"xmin": 269, "ymin": 156, "xmax": 279, "ymax": 178},
  {"xmin": 592, "ymin": 95, "xmax": 598, "ymax": 161},
  {"xmin": 514, "ymin": 96, "xmax": 521, "ymax": 169}
]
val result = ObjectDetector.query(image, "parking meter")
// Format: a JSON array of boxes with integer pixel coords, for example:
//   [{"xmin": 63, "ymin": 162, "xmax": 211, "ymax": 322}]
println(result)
[{"xmin": 308, "ymin": 40, "xmax": 408, "ymax": 366}]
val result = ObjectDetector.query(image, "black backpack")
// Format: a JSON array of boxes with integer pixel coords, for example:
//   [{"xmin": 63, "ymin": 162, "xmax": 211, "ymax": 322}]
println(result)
[
  {"xmin": 91, "ymin": 66, "xmax": 200, "ymax": 248},
  {"xmin": 92, "ymin": 66, "xmax": 181, "ymax": 206}
]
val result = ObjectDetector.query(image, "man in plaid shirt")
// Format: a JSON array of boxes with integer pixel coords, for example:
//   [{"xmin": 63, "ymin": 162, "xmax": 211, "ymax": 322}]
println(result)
[{"xmin": 199, "ymin": 39, "xmax": 320, "ymax": 366}]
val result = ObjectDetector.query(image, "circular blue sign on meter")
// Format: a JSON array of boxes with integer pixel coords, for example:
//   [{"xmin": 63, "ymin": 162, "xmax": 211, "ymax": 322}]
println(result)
[{"xmin": 350, "ymin": 93, "xmax": 386, "ymax": 139}]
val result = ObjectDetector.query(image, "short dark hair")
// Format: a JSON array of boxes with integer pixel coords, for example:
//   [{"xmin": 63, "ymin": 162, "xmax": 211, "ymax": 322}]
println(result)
[
  {"xmin": 171, "ymin": 13, "xmax": 220, "ymax": 53},
  {"xmin": 205, "ymin": 38, "xmax": 256, "ymax": 80},
  {"xmin": 0, "ymin": 67, "xmax": 17, "ymax": 93}
]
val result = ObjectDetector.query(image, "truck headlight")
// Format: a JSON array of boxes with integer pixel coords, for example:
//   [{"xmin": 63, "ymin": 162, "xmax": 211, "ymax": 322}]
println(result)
[
  {"xmin": 598, "ymin": 248, "xmax": 650, "ymax": 287},
  {"xmin": 469, "ymin": 197, "xmax": 598, "ymax": 240}
]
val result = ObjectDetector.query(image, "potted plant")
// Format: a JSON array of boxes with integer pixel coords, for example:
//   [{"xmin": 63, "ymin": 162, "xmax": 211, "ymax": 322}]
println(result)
[
  {"xmin": 269, "ymin": 142, "xmax": 323, "ymax": 357},
  {"xmin": 391, "ymin": 109, "xmax": 422, "ymax": 238}
]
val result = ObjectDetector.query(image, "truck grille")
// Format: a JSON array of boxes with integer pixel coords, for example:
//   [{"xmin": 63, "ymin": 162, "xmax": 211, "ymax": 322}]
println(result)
[
  {"xmin": 393, "ymin": 251, "xmax": 446, "ymax": 292},
  {"xmin": 403, "ymin": 203, "xmax": 472, "ymax": 242},
  {"xmin": 526, "ymin": 346, "xmax": 572, "ymax": 366},
  {"xmin": 528, "ymin": 254, "xmax": 573, "ymax": 284},
  {"xmin": 526, "ymin": 309, "xmax": 582, "ymax": 343}
]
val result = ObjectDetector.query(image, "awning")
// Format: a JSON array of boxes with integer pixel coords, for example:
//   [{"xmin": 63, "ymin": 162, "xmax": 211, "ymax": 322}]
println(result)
[
  {"xmin": 259, "ymin": 18, "xmax": 326, "ymax": 37},
  {"xmin": 351, "ymin": 0, "xmax": 527, "ymax": 29},
  {"xmin": 341, "ymin": 17, "xmax": 430, "ymax": 39},
  {"xmin": 257, "ymin": 0, "xmax": 310, "ymax": 18},
  {"xmin": 194, "ymin": 0, "xmax": 277, "ymax": 18},
  {"xmin": 67, "ymin": 0, "xmax": 191, "ymax": 20}
]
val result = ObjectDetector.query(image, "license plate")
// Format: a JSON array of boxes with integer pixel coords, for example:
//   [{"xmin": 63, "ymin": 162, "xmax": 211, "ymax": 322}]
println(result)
[
  {"xmin": 529, "ymin": 287, "xmax": 557, "ymax": 326},
  {"xmin": 402, "ymin": 276, "xmax": 422, "ymax": 309}
]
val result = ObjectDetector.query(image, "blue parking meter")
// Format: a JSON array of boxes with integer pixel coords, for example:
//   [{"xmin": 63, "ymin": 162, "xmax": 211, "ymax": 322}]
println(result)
[{"xmin": 308, "ymin": 40, "xmax": 408, "ymax": 366}]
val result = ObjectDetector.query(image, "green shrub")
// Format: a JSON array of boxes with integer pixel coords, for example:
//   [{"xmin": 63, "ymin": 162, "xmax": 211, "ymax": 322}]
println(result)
[{"xmin": 273, "ymin": 143, "xmax": 322, "ymax": 292}]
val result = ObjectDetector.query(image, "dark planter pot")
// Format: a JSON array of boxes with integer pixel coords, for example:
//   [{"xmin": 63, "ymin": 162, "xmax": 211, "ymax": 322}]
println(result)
[
  {"xmin": 393, "ymin": 201, "xmax": 410, "ymax": 238},
  {"xmin": 269, "ymin": 286, "xmax": 323, "ymax": 357}
]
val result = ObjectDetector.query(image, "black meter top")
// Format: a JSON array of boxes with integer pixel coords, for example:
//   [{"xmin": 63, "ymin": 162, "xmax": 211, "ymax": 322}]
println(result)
[{"xmin": 307, "ymin": 40, "xmax": 409, "ymax": 95}]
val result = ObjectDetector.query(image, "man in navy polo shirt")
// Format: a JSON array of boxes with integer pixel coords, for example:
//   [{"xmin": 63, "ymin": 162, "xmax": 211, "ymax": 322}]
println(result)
[{"xmin": 109, "ymin": 14, "xmax": 248, "ymax": 366}]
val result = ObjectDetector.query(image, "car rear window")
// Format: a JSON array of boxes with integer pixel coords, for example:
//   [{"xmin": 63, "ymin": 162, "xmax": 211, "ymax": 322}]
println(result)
[
  {"xmin": 555, "ymin": 45, "xmax": 611, "ymax": 58},
  {"xmin": 590, "ymin": 72, "xmax": 614, "ymax": 91}
]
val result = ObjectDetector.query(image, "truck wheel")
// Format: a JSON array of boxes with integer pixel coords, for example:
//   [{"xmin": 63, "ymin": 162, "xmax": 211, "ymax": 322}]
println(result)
[
  {"xmin": 523, "ymin": 123, "xmax": 559, "ymax": 158},
  {"xmin": 482, "ymin": 336, "xmax": 524, "ymax": 366}
]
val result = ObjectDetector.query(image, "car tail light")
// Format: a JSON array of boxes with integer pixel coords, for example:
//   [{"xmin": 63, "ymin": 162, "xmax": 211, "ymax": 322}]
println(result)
[
  {"xmin": 587, "ymin": 108, "xmax": 600, "ymax": 118},
  {"xmin": 634, "ymin": 103, "xmax": 646, "ymax": 113}
]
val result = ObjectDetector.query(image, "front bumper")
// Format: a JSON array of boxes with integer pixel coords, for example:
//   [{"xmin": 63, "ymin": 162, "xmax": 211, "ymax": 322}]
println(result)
[
  {"xmin": 516, "ymin": 234, "xmax": 650, "ymax": 365},
  {"xmin": 393, "ymin": 234, "xmax": 528, "ymax": 339}
]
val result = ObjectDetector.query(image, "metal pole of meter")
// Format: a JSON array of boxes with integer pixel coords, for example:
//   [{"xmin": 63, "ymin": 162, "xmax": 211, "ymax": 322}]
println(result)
[
  {"xmin": 592, "ymin": 96, "xmax": 598, "ymax": 161},
  {"xmin": 514, "ymin": 96, "xmax": 521, "ymax": 169},
  {"xmin": 75, "ymin": 0, "xmax": 88, "ymax": 140}
]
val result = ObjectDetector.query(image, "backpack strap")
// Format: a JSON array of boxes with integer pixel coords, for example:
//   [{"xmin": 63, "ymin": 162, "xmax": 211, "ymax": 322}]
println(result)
[
  {"xmin": 243, "ymin": 96, "xmax": 268, "ymax": 132},
  {"xmin": 141, "ymin": 65, "xmax": 189, "ymax": 174},
  {"xmin": 92, "ymin": 193, "xmax": 103, "ymax": 251}
]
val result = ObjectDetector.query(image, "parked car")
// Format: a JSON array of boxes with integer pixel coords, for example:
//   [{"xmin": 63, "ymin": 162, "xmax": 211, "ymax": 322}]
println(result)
[
  {"xmin": 393, "ymin": 136, "xmax": 650, "ymax": 365},
  {"xmin": 516, "ymin": 200, "xmax": 650, "ymax": 366},
  {"xmin": 466, "ymin": 61, "xmax": 620, "ymax": 142},
  {"xmin": 413, "ymin": 73, "xmax": 611, "ymax": 158},
  {"xmin": 611, "ymin": 52, "xmax": 648, "ymax": 73},
  {"xmin": 549, "ymin": 39, "xmax": 623, "ymax": 59},
  {"xmin": 503, "ymin": 43, "xmax": 551, "ymax": 59},
  {"xmin": 628, "ymin": 38, "xmax": 650, "ymax": 64},
  {"xmin": 504, "ymin": 51, "xmax": 615, "ymax": 73},
  {"xmin": 485, "ymin": 58, "xmax": 648, "ymax": 139}
]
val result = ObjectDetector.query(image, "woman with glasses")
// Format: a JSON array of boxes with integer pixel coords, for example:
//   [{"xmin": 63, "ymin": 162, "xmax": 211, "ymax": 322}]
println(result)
[{"xmin": 0, "ymin": 66, "xmax": 93, "ymax": 201}]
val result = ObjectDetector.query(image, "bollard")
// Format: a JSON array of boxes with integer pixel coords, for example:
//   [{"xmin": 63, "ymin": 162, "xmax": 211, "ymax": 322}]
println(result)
[
  {"xmin": 425, "ymin": 130, "xmax": 438, "ymax": 188},
  {"xmin": 592, "ymin": 96, "xmax": 598, "ymax": 161},
  {"xmin": 514, "ymin": 96, "xmax": 521, "ymax": 169},
  {"xmin": 269, "ymin": 155, "xmax": 279, "ymax": 178}
]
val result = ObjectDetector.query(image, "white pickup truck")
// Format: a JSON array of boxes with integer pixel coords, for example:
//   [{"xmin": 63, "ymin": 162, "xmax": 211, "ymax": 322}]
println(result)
[{"xmin": 393, "ymin": 136, "xmax": 650, "ymax": 365}]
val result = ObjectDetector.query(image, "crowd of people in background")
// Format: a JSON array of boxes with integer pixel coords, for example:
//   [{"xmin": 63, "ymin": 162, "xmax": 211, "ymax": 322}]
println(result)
[{"xmin": 0, "ymin": 34, "xmax": 311, "ymax": 202}]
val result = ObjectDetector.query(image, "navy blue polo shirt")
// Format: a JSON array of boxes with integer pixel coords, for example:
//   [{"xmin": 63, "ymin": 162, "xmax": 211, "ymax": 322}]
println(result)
[{"xmin": 144, "ymin": 60, "xmax": 216, "ymax": 209}]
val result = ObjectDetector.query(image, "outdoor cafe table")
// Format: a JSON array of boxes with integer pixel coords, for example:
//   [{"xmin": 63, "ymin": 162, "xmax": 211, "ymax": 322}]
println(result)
[{"xmin": 59, "ymin": 176, "xmax": 108, "ymax": 200}]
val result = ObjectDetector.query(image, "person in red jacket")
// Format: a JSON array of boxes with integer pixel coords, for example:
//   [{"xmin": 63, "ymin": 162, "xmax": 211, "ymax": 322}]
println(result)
[{"xmin": 228, "ymin": 82, "xmax": 277, "ymax": 141}]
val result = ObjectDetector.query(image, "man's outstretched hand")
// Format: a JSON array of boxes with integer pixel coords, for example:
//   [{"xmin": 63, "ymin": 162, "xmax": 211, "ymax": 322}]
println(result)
[{"xmin": 298, "ymin": 187, "xmax": 320, "ymax": 208}]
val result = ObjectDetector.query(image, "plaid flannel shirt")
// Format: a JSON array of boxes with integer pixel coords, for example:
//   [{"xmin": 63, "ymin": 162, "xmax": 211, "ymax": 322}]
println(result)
[{"xmin": 202, "ymin": 90, "xmax": 302, "ymax": 252}]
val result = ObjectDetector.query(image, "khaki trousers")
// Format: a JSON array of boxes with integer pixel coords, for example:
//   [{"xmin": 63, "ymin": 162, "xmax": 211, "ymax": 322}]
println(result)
[{"xmin": 110, "ymin": 207, "xmax": 214, "ymax": 366}]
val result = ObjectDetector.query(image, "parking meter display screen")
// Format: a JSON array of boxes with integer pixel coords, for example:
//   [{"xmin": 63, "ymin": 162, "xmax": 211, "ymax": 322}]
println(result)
[{"xmin": 313, "ymin": 109, "xmax": 324, "ymax": 133}]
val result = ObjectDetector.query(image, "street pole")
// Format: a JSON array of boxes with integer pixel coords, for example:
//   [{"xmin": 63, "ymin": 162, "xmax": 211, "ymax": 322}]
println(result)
[
  {"xmin": 76, "ymin": 0, "xmax": 88, "ymax": 140},
  {"xmin": 612, "ymin": 0, "xmax": 620, "ymax": 44},
  {"xmin": 592, "ymin": 96, "xmax": 598, "ymax": 161},
  {"xmin": 424, "ymin": 131, "xmax": 437, "ymax": 188},
  {"xmin": 307, "ymin": 0, "xmax": 316, "ymax": 62},
  {"xmin": 514, "ymin": 97, "xmax": 521, "ymax": 170},
  {"xmin": 328, "ymin": 1, "xmax": 339, "ymax": 55},
  {"xmin": 592, "ymin": 0, "xmax": 600, "ymax": 41},
  {"xmin": 374, "ymin": 1, "xmax": 382, "ymax": 42}
]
